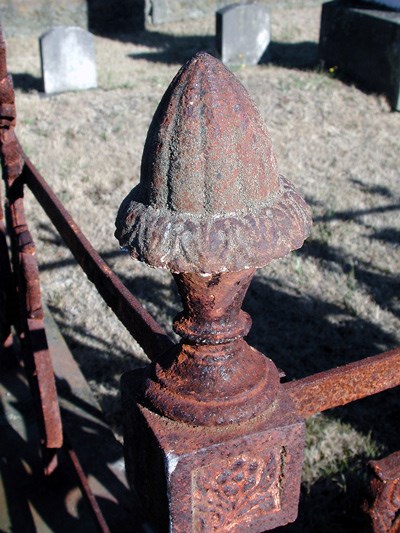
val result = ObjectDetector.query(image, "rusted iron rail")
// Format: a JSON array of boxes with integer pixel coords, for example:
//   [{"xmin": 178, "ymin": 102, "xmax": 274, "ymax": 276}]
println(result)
[
  {"xmin": 22, "ymin": 156, "xmax": 173, "ymax": 362},
  {"xmin": 0, "ymin": 33, "xmax": 63, "ymax": 472},
  {"xmin": 285, "ymin": 346, "xmax": 400, "ymax": 418},
  {"xmin": 0, "ymin": 26, "xmax": 398, "ymax": 531}
]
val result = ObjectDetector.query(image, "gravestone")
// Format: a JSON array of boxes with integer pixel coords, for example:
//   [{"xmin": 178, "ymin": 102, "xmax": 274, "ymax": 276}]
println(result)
[
  {"xmin": 320, "ymin": 1, "xmax": 400, "ymax": 111},
  {"xmin": 216, "ymin": 3, "xmax": 271, "ymax": 65},
  {"xmin": 40, "ymin": 27, "xmax": 97, "ymax": 94}
]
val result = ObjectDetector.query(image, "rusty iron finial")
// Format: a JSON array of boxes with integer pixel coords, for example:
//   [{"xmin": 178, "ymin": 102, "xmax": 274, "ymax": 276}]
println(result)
[
  {"xmin": 116, "ymin": 51, "xmax": 311, "ymax": 274},
  {"xmin": 116, "ymin": 52, "xmax": 312, "ymax": 426}
]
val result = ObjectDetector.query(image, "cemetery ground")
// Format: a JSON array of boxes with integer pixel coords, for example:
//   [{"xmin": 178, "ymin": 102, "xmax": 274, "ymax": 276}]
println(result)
[{"xmin": 5, "ymin": 3, "xmax": 399, "ymax": 532}]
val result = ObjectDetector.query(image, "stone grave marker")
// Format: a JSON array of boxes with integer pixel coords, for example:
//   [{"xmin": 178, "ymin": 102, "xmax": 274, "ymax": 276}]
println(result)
[
  {"xmin": 216, "ymin": 3, "xmax": 271, "ymax": 65},
  {"xmin": 40, "ymin": 26, "xmax": 97, "ymax": 94},
  {"xmin": 320, "ymin": 1, "xmax": 400, "ymax": 111}
]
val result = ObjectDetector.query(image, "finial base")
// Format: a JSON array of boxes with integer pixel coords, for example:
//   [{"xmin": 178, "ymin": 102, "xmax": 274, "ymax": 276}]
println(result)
[{"xmin": 142, "ymin": 270, "xmax": 280, "ymax": 426}]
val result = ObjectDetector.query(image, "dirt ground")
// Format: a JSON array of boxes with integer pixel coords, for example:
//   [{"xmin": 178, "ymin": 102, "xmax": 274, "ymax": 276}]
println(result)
[{"xmin": 3, "ymin": 3, "xmax": 400, "ymax": 531}]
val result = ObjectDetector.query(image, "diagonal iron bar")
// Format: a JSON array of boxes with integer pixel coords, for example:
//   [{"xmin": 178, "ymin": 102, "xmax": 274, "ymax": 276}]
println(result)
[{"xmin": 22, "ymin": 156, "xmax": 173, "ymax": 361}]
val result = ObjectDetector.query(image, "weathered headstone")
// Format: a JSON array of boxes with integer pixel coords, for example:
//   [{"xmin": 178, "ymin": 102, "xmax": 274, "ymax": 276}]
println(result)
[
  {"xmin": 320, "ymin": 1, "xmax": 400, "ymax": 111},
  {"xmin": 216, "ymin": 3, "xmax": 271, "ymax": 65},
  {"xmin": 40, "ymin": 26, "xmax": 97, "ymax": 94}
]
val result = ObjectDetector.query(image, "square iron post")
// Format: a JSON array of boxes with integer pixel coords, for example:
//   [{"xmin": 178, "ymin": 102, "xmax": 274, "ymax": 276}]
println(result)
[{"xmin": 123, "ymin": 370, "xmax": 304, "ymax": 532}]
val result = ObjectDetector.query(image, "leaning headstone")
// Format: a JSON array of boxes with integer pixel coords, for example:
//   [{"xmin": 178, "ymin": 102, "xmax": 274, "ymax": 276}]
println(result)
[
  {"xmin": 40, "ymin": 26, "xmax": 97, "ymax": 94},
  {"xmin": 216, "ymin": 3, "xmax": 271, "ymax": 65},
  {"xmin": 320, "ymin": 1, "xmax": 400, "ymax": 111}
]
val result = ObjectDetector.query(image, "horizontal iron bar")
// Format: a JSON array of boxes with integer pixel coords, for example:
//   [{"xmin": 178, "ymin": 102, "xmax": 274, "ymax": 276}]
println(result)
[
  {"xmin": 284, "ymin": 346, "xmax": 400, "ymax": 418},
  {"xmin": 22, "ymin": 155, "xmax": 174, "ymax": 362}
]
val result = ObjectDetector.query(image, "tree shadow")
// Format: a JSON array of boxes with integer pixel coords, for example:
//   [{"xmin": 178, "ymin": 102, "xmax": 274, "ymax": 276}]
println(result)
[
  {"xmin": 349, "ymin": 178, "xmax": 394, "ymax": 199},
  {"xmin": 371, "ymin": 227, "xmax": 400, "ymax": 245},
  {"xmin": 126, "ymin": 31, "xmax": 320, "ymax": 70},
  {"xmin": 245, "ymin": 272, "xmax": 397, "ymax": 381},
  {"xmin": 127, "ymin": 30, "xmax": 215, "ymax": 64}
]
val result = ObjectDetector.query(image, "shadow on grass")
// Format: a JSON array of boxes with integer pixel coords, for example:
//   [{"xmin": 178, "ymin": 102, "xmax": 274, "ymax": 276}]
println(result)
[
  {"xmin": 127, "ymin": 30, "xmax": 215, "ymax": 64},
  {"xmin": 265, "ymin": 41, "xmax": 319, "ymax": 69},
  {"xmin": 277, "ymin": 457, "xmax": 374, "ymax": 533},
  {"xmin": 126, "ymin": 29, "xmax": 320, "ymax": 71},
  {"xmin": 0, "ymin": 360, "xmax": 142, "ymax": 531},
  {"xmin": 10, "ymin": 72, "xmax": 43, "ymax": 93}
]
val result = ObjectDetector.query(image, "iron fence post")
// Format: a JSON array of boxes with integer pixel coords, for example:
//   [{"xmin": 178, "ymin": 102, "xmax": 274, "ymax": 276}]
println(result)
[{"xmin": 116, "ymin": 52, "xmax": 312, "ymax": 532}]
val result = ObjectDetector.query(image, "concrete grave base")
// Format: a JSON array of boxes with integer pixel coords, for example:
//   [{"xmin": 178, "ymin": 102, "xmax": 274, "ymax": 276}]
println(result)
[
  {"xmin": 122, "ymin": 367, "xmax": 305, "ymax": 533},
  {"xmin": 320, "ymin": 1, "xmax": 400, "ymax": 110}
]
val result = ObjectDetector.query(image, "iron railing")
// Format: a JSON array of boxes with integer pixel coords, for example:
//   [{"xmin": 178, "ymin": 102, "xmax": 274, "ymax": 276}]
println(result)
[{"xmin": 0, "ymin": 30, "xmax": 399, "ymax": 533}]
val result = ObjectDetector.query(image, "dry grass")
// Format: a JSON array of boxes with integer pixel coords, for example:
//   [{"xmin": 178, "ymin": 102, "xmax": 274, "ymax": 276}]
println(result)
[{"xmin": 4, "ymin": 3, "xmax": 399, "ymax": 531}]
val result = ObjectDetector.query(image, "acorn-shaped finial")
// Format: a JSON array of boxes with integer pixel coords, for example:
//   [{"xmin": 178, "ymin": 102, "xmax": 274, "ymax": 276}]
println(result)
[{"xmin": 116, "ymin": 52, "xmax": 311, "ymax": 273}]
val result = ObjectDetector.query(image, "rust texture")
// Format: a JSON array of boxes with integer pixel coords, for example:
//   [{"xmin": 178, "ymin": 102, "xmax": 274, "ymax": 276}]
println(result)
[
  {"xmin": 285, "ymin": 346, "xmax": 400, "ymax": 418},
  {"xmin": 118, "ymin": 52, "xmax": 311, "ymax": 531},
  {"xmin": 144, "ymin": 269, "xmax": 281, "ymax": 426},
  {"xmin": 116, "ymin": 52, "xmax": 311, "ymax": 274},
  {"xmin": 367, "ymin": 451, "xmax": 400, "ymax": 533},
  {"xmin": 0, "ymin": 29, "xmax": 63, "ymax": 466},
  {"xmin": 0, "ymin": 36, "xmax": 15, "ymax": 351},
  {"xmin": 123, "ymin": 371, "xmax": 305, "ymax": 532},
  {"xmin": 116, "ymin": 51, "xmax": 312, "ymax": 427}
]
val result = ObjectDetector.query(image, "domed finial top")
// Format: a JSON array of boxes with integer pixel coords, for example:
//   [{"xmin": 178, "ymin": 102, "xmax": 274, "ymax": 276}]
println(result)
[{"xmin": 116, "ymin": 52, "xmax": 311, "ymax": 273}]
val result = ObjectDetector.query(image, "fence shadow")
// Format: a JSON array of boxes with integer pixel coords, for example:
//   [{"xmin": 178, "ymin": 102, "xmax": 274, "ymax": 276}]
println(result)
[
  {"xmin": 0, "ymin": 353, "xmax": 143, "ymax": 531},
  {"xmin": 0, "ymin": 371, "xmax": 97, "ymax": 531}
]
